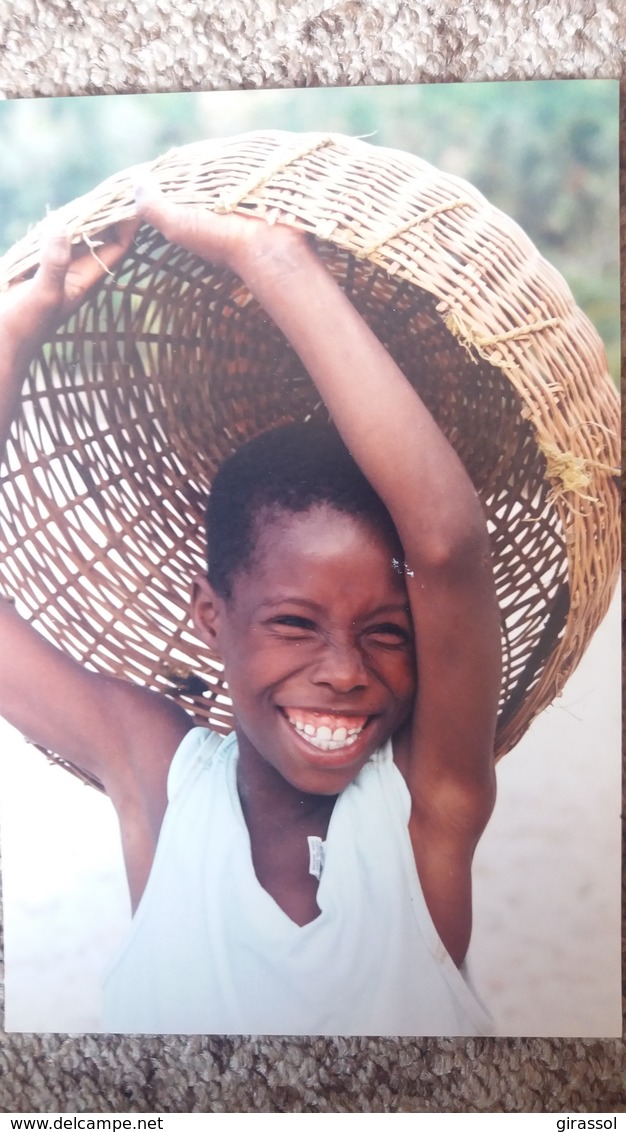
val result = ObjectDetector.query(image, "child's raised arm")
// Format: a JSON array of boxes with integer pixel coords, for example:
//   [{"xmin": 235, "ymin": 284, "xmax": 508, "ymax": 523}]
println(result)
[
  {"xmin": 136, "ymin": 191, "xmax": 502, "ymax": 964},
  {"xmin": 0, "ymin": 223, "xmax": 192, "ymax": 905}
]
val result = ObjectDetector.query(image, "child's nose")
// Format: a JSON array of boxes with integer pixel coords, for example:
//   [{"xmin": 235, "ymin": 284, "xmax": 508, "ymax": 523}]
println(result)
[{"xmin": 312, "ymin": 640, "xmax": 368, "ymax": 693}]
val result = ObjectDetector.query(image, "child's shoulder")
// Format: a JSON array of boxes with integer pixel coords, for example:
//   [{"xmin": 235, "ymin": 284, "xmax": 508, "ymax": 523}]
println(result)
[{"xmin": 166, "ymin": 725, "xmax": 236, "ymax": 801}]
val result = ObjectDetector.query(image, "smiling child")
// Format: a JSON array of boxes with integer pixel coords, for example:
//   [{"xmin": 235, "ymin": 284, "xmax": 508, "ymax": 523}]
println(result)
[{"xmin": 0, "ymin": 190, "xmax": 501, "ymax": 1035}]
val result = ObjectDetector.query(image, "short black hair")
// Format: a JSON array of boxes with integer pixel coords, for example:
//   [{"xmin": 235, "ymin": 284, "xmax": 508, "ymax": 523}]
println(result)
[{"xmin": 206, "ymin": 421, "xmax": 400, "ymax": 598}]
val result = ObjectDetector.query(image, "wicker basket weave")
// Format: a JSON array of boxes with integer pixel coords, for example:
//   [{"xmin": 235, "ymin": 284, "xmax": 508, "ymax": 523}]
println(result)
[{"xmin": 0, "ymin": 131, "xmax": 619, "ymax": 786}]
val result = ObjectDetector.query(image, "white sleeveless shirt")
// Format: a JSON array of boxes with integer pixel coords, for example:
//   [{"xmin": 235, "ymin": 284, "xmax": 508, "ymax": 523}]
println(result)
[{"xmin": 103, "ymin": 728, "xmax": 492, "ymax": 1035}]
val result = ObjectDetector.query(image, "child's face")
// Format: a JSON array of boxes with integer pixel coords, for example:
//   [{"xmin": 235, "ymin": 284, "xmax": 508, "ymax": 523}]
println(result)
[{"xmin": 196, "ymin": 503, "xmax": 415, "ymax": 795}]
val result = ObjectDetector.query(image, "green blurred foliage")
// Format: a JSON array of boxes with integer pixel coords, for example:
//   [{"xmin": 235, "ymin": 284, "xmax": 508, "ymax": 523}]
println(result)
[{"xmin": 0, "ymin": 81, "xmax": 618, "ymax": 377}]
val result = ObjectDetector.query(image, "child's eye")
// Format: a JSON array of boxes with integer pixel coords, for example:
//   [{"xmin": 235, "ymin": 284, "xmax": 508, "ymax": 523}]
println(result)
[
  {"xmin": 365, "ymin": 623, "xmax": 412, "ymax": 648},
  {"xmin": 269, "ymin": 615, "xmax": 317, "ymax": 635}
]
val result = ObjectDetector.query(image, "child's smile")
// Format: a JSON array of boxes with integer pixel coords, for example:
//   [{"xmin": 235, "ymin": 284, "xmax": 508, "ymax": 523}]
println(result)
[
  {"xmin": 280, "ymin": 707, "xmax": 369, "ymax": 751},
  {"xmin": 276, "ymin": 706, "xmax": 376, "ymax": 772},
  {"xmin": 194, "ymin": 503, "xmax": 416, "ymax": 797}
]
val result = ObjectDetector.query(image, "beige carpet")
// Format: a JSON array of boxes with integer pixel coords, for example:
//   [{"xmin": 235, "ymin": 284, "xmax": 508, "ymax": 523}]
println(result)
[{"xmin": 0, "ymin": 0, "xmax": 624, "ymax": 1113}]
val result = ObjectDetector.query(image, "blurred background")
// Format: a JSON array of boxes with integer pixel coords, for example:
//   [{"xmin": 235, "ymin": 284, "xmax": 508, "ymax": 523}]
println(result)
[{"xmin": 0, "ymin": 81, "xmax": 621, "ymax": 1035}]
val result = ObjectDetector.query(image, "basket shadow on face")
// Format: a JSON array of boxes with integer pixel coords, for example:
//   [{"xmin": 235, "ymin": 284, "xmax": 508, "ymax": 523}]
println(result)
[{"xmin": 0, "ymin": 227, "xmax": 571, "ymax": 786}]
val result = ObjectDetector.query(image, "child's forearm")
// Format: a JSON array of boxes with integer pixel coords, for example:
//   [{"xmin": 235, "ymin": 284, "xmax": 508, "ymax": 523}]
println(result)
[
  {"xmin": 0, "ymin": 314, "xmax": 45, "ymax": 453},
  {"xmin": 0, "ymin": 374, "xmax": 23, "ymax": 457},
  {"xmin": 0, "ymin": 303, "xmax": 52, "ymax": 457},
  {"xmin": 236, "ymin": 238, "xmax": 489, "ymax": 570}
]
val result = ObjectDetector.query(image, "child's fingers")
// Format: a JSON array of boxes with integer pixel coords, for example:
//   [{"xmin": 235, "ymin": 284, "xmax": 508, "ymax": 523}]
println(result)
[
  {"xmin": 136, "ymin": 180, "xmax": 214, "ymax": 251},
  {"xmin": 135, "ymin": 179, "xmax": 308, "ymax": 278},
  {"xmin": 60, "ymin": 218, "xmax": 139, "ymax": 313},
  {"xmin": 93, "ymin": 218, "xmax": 140, "ymax": 267},
  {"xmin": 134, "ymin": 178, "xmax": 241, "ymax": 266},
  {"xmin": 134, "ymin": 179, "xmax": 181, "ymax": 242},
  {"xmin": 0, "ymin": 233, "xmax": 70, "ymax": 361},
  {"xmin": 34, "ymin": 227, "xmax": 72, "ymax": 304},
  {"xmin": 1, "ymin": 220, "xmax": 137, "ymax": 362}
]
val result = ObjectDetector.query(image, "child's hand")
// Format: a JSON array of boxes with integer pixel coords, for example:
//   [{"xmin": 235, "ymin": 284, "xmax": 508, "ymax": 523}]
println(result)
[
  {"xmin": 0, "ymin": 219, "xmax": 138, "ymax": 377},
  {"xmin": 135, "ymin": 181, "xmax": 310, "ymax": 285}
]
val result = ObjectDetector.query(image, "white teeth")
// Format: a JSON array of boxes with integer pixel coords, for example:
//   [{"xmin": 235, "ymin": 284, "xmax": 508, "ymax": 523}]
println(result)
[
  {"xmin": 286, "ymin": 714, "xmax": 366, "ymax": 751},
  {"xmin": 301, "ymin": 732, "xmax": 359, "ymax": 751}
]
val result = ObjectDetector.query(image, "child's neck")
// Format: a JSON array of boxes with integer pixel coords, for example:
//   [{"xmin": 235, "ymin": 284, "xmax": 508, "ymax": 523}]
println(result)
[
  {"xmin": 235, "ymin": 730, "xmax": 338, "ymax": 927},
  {"xmin": 236, "ymin": 733, "xmax": 337, "ymax": 835}
]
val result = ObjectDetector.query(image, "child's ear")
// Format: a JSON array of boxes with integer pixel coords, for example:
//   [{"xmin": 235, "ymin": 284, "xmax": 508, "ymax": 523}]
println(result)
[{"xmin": 191, "ymin": 574, "xmax": 224, "ymax": 657}]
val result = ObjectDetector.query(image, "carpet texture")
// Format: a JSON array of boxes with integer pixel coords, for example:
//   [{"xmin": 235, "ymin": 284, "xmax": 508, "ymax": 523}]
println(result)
[{"xmin": 0, "ymin": 0, "xmax": 624, "ymax": 1113}]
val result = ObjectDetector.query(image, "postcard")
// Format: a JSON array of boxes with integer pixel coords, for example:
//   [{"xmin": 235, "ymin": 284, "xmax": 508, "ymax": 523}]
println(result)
[{"xmin": 0, "ymin": 81, "xmax": 620, "ymax": 1036}]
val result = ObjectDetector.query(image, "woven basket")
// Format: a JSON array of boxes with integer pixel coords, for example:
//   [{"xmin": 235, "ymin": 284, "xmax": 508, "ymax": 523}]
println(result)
[{"xmin": 0, "ymin": 131, "xmax": 619, "ymax": 787}]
